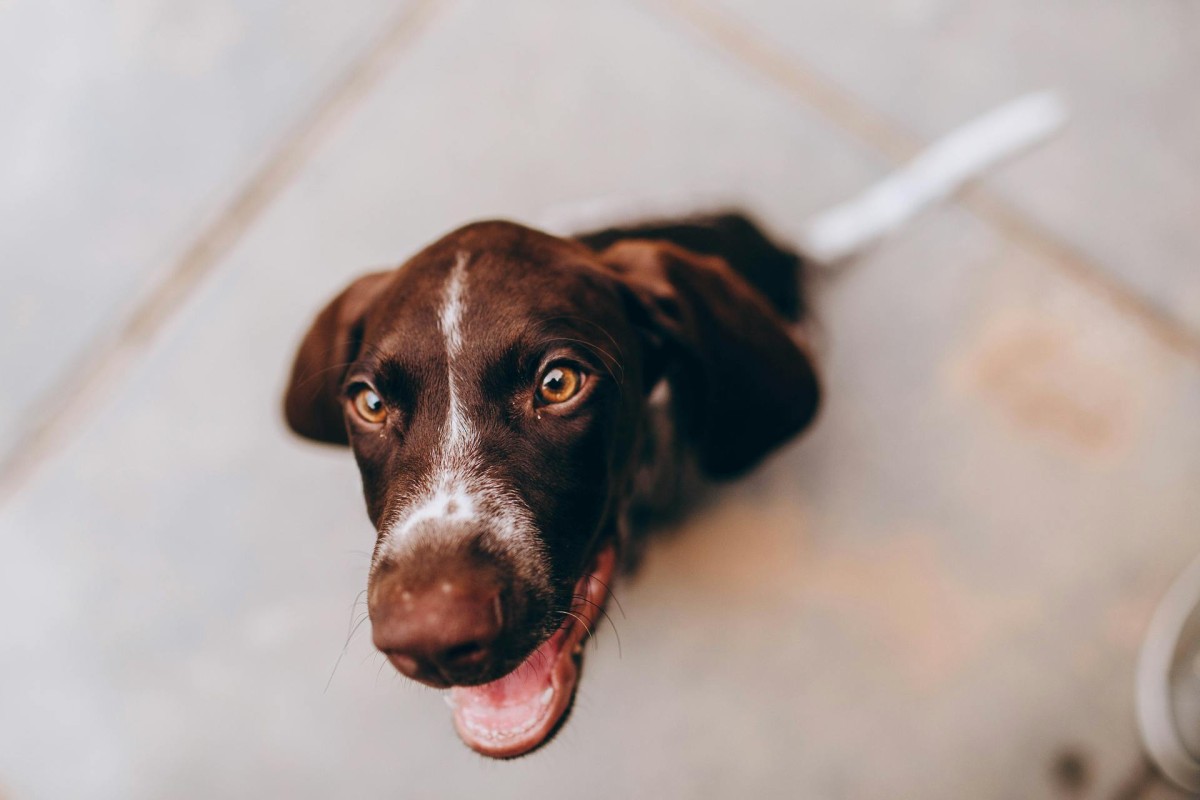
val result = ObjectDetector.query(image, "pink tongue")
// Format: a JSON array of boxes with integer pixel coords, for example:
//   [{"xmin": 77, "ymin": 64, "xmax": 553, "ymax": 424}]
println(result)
[{"xmin": 450, "ymin": 627, "xmax": 565, "ymax": 736}]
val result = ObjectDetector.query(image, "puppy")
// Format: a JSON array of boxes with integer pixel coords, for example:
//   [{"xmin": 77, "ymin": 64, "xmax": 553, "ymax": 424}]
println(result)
[{"xmin": 283, "ymin": 213, "xmax": 821, "ymax": 757}]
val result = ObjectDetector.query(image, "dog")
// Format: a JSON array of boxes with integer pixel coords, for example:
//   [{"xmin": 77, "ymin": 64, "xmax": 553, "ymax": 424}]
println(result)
[{"xmin": 283, "ymin": 213, "xmax": 821, "ymax": 758}]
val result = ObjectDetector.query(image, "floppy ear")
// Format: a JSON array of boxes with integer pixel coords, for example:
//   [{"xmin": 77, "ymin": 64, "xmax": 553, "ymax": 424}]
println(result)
[
  {"xmin": 283, "ymin": 271, "xmax": 391, "ymax": 445},
  {"xmin": 601, "ymin": 240, "xmax": 821, "ymax": 478}
]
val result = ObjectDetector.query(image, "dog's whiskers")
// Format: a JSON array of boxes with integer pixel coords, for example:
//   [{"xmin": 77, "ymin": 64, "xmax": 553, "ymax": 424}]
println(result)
[
  {"xmin": 325, "ymin": 590, "xmax": 373, "ymax": 693},
  {"xmin": 375, "ymin": 656, "xmax": 389, "ymax": 686},
  {"xmin": 570, "ymin": 594, "xmax": 622, "ymax": 659},
  {"xmin": 551, "ymin": 609, "xmax": 596, "ymax": 650},
  {"xmin": 533, "ymin": 335, "xmax": 624, "ymax": 387},
  {"xmin": 585, "ymin": 572, "xmax": 626, "ymax": 619},
  {"xmin": 543, "ymin": 315, "xmax": 626, "ymax": 375}
]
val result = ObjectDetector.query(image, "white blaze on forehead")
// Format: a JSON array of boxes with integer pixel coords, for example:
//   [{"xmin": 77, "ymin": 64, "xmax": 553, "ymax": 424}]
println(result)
[
  {"xmin": 441, "ymin": 251, "xmax": 469, "ymax": 451},
  {"xmin": 376, "ymin": 252, "xmax": 536, "ymax": 562}
]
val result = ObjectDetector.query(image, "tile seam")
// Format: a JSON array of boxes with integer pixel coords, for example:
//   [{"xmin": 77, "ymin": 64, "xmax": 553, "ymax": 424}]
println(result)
[
  {"xmin": 0, "ymin": 0, "xmax": 446, "ymax": 504},
  {"xmin": 645, "ymin": 0, "xmax": 1200, "ymax": 362}
]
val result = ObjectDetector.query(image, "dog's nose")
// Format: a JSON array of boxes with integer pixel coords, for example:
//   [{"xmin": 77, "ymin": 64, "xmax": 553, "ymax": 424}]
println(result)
[{"xmin": 371, "ymin": 570, "xmax": 505, "ymax": 686}]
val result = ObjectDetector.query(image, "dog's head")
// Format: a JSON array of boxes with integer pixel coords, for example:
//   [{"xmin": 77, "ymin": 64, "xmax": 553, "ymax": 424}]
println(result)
[{"xmin": 283, "ymin": 220, "xmax": 819, "ymax": 757}]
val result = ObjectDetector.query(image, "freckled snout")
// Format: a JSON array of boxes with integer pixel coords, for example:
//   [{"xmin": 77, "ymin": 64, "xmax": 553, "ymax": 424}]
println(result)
[{"xmin": 370, "ymin": 550, "xmax": 507, "ymax": 687}]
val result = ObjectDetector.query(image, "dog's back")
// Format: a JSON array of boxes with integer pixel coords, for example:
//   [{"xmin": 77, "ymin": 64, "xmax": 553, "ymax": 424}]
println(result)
[{"xmin": 573, "ymin": 212, "xmax": 807, "ymax": 322}]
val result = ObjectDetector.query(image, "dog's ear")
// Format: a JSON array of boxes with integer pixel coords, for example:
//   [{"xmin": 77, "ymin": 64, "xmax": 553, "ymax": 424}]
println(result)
[
  {"xmin": 283, "ymin": 271, "xmax": 392, "ymax": 445},
  {"xmin": 602, "ymin": 240, "xmax": 820, "ymax": 478}
]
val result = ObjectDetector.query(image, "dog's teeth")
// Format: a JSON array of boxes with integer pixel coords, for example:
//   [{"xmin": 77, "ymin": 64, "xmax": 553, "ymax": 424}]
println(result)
[
  {"xmin": 573, "ymin": 643, "xmax": 583, "ymax": 655},
  {"xmin": 539, "ymin": 686, "xmax": 554, "ymax": 706}
]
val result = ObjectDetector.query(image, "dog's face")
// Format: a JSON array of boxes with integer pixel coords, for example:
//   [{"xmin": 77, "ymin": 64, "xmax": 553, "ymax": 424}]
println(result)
[{"xmin": 284, "ymin": 220, "xmax": 819, "ymax": 757}]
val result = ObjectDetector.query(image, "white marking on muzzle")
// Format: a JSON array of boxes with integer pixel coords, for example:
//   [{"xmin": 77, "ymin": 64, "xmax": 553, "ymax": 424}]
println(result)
[{"xmin": 375, "ymin": 253, "xmax": 539, "ymax": 568}]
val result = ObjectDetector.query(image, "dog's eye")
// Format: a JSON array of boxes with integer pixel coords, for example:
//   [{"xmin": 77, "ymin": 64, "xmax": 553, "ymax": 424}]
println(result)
[
  {"xmin": 537, "ymin": 365, "xmax": 582, "ymax": 405},
  {"xmin": 351, "ymin": 387, "xmax": 387, "ymax": 424}
]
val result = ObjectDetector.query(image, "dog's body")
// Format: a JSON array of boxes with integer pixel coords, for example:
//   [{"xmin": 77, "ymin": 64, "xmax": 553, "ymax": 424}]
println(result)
[
  {"xmin": 284, "ymin": 213, "xmax": 820, "ymax": 757},
  {"xmin": 576, "ymin": 215, "xmax": 813, "ymax": 552}
]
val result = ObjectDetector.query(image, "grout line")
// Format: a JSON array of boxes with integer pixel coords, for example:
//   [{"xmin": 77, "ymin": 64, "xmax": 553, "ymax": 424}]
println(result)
[
  {"xmin": 0, "ymin": 0, "xmax": 445, "ymax": 504},
  {"xmin": 646, "ymin": 0, "xmax": 920, "ymax": 164},
  {"xmin": 960, "ymin": 187, "xmax": 1200, "ymax": 358},
  {"xmin": 645, "ymin": 0, "xmax": 1200, "ymax": 362}
]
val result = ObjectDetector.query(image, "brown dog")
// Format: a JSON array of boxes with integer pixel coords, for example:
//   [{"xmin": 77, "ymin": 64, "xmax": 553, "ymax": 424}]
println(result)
[{"xmin": 283, "ymin": 213, "xmax": 821, "ymax": 757}]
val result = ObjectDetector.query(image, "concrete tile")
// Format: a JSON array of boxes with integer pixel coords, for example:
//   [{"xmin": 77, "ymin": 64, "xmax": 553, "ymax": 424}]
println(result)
[
  {"xmin": 3, "ymin": 0, "xmax": 1199, "ymax": 798},
  {"xmin": 0, "ymin": 0, "xmax": 411, "ymax": 461},
  {"xmin": 696, "ymin": 0, "xmax": 1200, "ymax": 331}
]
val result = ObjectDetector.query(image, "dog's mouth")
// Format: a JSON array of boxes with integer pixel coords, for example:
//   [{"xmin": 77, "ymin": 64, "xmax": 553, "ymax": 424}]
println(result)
[{"xmin": 447, "ymin": 544, "xmax": 616, "ymax": 758}]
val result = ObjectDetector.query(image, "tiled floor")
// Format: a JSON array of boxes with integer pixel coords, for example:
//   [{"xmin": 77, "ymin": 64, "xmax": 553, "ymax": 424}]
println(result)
[{"xmin": 1, "ymin": 1, "xmax": 1197, "ymax": 798}]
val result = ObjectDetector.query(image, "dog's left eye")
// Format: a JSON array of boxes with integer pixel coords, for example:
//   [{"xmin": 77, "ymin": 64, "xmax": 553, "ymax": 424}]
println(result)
[
  {"xmin": 537, "ymin": 365, "xmax": 582, "ymax": 405},
  {"xmin": 351, "ymin": 387, "xmax": 387, "ymax": 424}
]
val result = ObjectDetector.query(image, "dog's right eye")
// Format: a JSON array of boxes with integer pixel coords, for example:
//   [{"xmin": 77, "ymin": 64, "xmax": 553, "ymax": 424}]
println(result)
[
  {"xmin": 351, "ymin": 387, "xmax": 387, "ymax": 425},
  {"xmin": 537, "ymin": 364, "xmax": 583, "ymax": 405}
]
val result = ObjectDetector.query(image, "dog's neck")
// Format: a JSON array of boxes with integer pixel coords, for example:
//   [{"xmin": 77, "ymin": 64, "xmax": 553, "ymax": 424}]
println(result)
[{"xmin": 616, "ymin": 377, "xmax": 703, "ymax": 568}]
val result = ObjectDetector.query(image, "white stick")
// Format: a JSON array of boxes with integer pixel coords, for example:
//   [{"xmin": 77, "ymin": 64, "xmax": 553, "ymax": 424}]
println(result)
[
  {"xmin": 535, "ymin": 91, "xmax": 1067, "ymax": 264},
  {"xmin": 799, "ymin": 90, "xmax": 1068, "ymax": 263}
]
